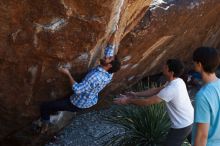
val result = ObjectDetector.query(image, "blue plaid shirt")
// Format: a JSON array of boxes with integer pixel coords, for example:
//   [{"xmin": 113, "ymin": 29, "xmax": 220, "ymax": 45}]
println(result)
[
  {"xmin": 104, "ymin": 44, "xmax": 115, "ymax": 57},
  {"xmin": 70, "ymin": 45, "xmax": 114, "ymax": 108}
]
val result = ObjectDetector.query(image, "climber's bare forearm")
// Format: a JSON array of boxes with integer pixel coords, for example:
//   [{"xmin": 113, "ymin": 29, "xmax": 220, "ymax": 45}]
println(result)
[
  {"xmin": 109, "ymin": 31, "xmax": 116, "ymax": 44},
  {"xmin": 66, "ymin": 73, "xmax": 75, "ymax": 86}
]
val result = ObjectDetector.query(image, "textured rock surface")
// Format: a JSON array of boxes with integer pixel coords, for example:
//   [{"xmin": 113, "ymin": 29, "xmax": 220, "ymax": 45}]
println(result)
[
  {"xmin": 0, "ymin": 0, "xmax": 152, "ymax": 140},
  {"xmin": 110, "ymin": 0, "xmax": 220, "ymax": 94},
  {"xmin": 0, "ymin": 0, "xmax": 220, "ymax": 141},
  {"xmin": 45, "ymin": 108, "xmax": 125, "ymax": 146}
]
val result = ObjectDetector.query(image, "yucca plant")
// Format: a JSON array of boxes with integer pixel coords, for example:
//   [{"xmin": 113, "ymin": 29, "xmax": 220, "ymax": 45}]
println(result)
[
  {"xmin": 103, "ymin": 104, "xmax": 170, "ymax": 146},
  {"xmin": 100, "ymin": 75, "xmax": 171, "ymax": 146}
]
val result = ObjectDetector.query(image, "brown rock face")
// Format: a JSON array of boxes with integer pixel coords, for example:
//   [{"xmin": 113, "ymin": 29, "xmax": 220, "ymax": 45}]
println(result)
[
  {"xmin": 108, "ymin": 0, "xmax": 220, "ymax": 93},
  {"xmin": 0, "ymin": 0, "xmax": 220, "ymax": 140},
  {"xmin": 0, "ymin": 0, "xmax": 152, "ymax": 139}
]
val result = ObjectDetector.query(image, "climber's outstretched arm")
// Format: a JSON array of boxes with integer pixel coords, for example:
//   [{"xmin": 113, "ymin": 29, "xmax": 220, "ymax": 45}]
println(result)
[
  {"xmin": 105, "ymin": 28, "xmax": 118, "ymax": 58},
  {"xmin": 58, "ymin": 68, "xmax": 76, "ymax": 86},
  {"xmin": 108, "ymin": 30, "xmax": 117, "ymax": 45}
]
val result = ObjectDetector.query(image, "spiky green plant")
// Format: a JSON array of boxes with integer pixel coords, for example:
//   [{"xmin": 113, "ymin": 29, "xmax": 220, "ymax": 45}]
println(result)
[
  {"xmin": 101, "ymin": 76, "xmax": 171, "ymax": 146},
  {"xmin": 103, "ymin": 104, "xmax": 170, "ymax": 146}
]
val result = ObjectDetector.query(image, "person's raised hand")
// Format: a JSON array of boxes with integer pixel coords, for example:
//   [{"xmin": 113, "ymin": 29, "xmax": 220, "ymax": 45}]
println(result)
[
  {"xmin": 113, "ymin": 94, "xmax": 131, "ymax": 105},
  {"xmin": 112, "ymin": 24, "xmax": 118, "ymax": 34},
  {"xmin": 58, "ymin": 67, "xmax": 70, "ymax": 76},
  {"xmin": 125, "ymin": 91, "xmax": 136, "ymax": 98}
]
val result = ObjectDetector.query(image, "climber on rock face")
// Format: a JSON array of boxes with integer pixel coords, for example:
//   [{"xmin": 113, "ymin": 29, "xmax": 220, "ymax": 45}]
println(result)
[{"xmin": 38, "ymin": 31, "xmax": 121, "ymax": 134}]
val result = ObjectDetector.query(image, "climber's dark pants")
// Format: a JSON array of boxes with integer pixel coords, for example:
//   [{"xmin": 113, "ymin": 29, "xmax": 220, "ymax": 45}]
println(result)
[
  {"xmin": 40, "ymin": 98, "xmax": 81, "ymax": 123},
  {"xmin": 163, "ymin": 124, "xmax": 193, "ymax": 146}
]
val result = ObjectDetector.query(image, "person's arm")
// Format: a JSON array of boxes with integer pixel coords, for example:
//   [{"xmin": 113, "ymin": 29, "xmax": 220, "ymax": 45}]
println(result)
[
  {"xmin": 113, "ymin": 95, "xmax": 162, "ymax": 106},
  {"xmin": 133, "ymin": 86, "xmax": 165, "ymax": 97},
  {"xmin": 127, "ymin": 82, "xmax": 168, "ymax": 98},
  {"xmin": 72, "ymin": 81, "xmax": 93, "ymax": 95},
  {"xmin": 108, "ymin": 31, "xmax": 117, "ymax": 45},
  {"xmin": 58, "ymin": 67, "xmax": 100, "ymax": 95},
  {"xmin": 104, "ymin": 30, "xmax": 117, "ymax": 57},
  {"xmin": 194, "ymin": 123, "xmax": 209, "ymax": 146},
  {"xmin": 128, "ymin": 95, "xmax": 162, "ymax": 106},
  {"xmin": 72, "ymin": 72, "xmax": 101, "ymax": 95},
  {"xmin": 59, "ymin": 68, "xmax": 75, "ymax": 85},
  {"xmin": 193, "ymin": 93, "xmax": 210, "ymax": 146},
  {"xmin": 104, "ymin": 35, "xmax": 115, "ymax": 57}
]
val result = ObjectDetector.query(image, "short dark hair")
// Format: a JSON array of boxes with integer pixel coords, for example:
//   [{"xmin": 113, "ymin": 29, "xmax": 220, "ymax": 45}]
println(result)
[
  {"xmin": 193, "ymin": 47, "xmax": 220, "ymax": 73},
  {"xmin": 166, "ymin": 59, "xmax": 184, "ymax": 77},
  {"xmin": 108, "ymin": 55, "xmax": 121, "ymax": 74}
]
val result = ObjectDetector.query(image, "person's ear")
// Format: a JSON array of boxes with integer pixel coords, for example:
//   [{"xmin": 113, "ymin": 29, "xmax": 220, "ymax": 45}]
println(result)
[
  {"xmin": 170, "ymin": 71, "xmax": 174, "ymax": 76},
  {"xmin": 197, "ymin": 62, "xmax": 202, "ymax": 67},
  {"xmin": 197, "ymin": 62, "xmax": 203, "ymax": 71}
]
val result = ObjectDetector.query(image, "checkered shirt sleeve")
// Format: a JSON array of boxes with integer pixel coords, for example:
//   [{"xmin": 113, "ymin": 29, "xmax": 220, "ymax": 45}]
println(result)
[
  {"xmin": 72, "ymin": 72, "xmax": 100, "ymax": 95},
  {"xmin": 104, "ymin": 44, "xmax": 115, "ymax": 57}
]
